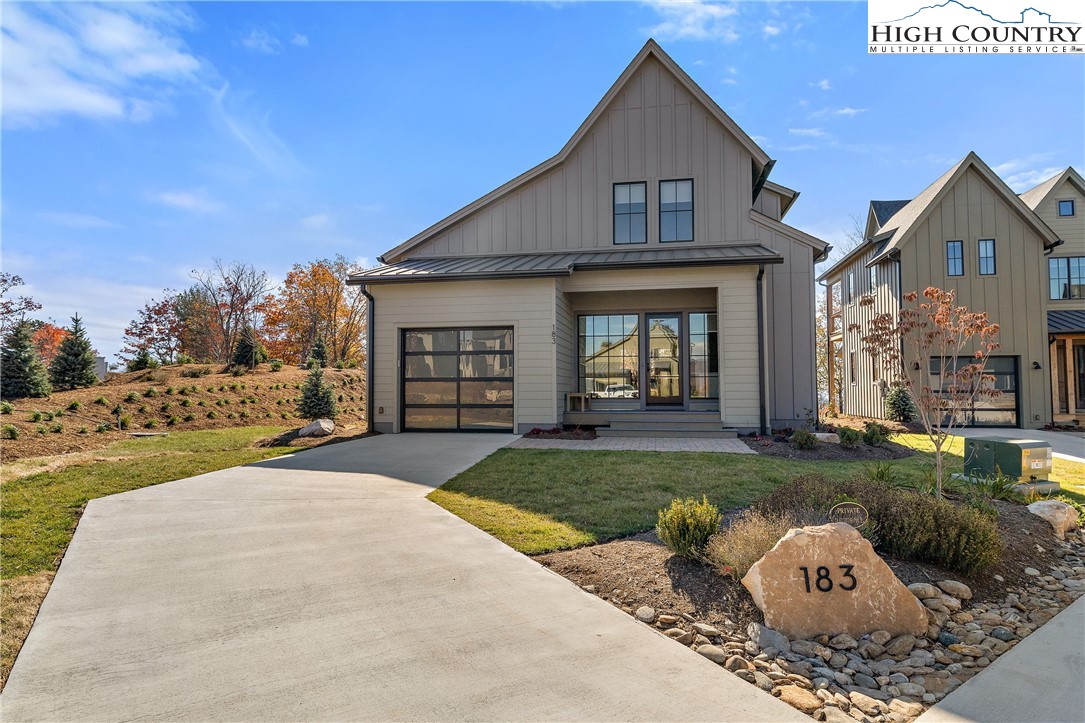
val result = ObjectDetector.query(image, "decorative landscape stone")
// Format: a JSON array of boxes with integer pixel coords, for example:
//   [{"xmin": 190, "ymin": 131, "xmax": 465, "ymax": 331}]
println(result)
[
  {"xmin": 298, "ymin": 418, "xmax": 335, "ymax": 437},
  {"xmin": 1027, "ymin": 500, "xmax": 1080, "ymax": 540},
  {"xmin": 741, "ymin": 522, "xmax": 928, "ymax": 639}
]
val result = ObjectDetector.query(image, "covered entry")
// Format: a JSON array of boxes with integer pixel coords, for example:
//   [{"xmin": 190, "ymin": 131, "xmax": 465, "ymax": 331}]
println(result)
[{"xmin": 401, "ymin": 327, "xmax": 513, "ymax": 431}]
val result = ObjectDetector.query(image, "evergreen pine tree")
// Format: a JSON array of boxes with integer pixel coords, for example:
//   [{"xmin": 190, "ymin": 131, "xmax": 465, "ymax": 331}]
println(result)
[
  {"xmin": 310, "ymin": 335, "xmax": 328, "ymax": 368},
  {"xmin": 1, "ymin": 320, "xmax": 52, "ymax": 399},
  {"xmin": 232, "ymin": 325, "xmax": 268, "ymax": 368},
  {"xmin": 49, "ymin": 314, "xmax": 99, "ymax": 390},
  {"xmin": 127, "ymin": 347, "xmax": 155, "ymax": 372},
  {"xmin": 296, "ymin": 364, "xmax": 338, "ymax": 420}
]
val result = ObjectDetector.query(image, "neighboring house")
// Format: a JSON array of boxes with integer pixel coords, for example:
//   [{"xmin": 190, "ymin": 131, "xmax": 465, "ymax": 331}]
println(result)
[
  {"xmin": 348, "ymin": 40, "xmax": 829, "ymax": 435},
  {"xmin": 819, "ymin": 152, "xmax": 1063, "ymax": 429},
  {"xmin": 1021, "ymin": 167, "xmax": 1085, "ymax": 423}
]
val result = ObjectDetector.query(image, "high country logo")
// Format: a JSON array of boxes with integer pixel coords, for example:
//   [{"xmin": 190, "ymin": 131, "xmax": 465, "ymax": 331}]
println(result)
[{"xmin": 868, "ymin": 0, "xmax": 1084, "ymax": 53}]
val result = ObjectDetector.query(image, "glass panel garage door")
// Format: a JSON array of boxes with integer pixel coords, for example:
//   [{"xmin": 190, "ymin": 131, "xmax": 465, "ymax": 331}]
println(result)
[
  {"xmin": 402, "ymin": 328, "xmax": 513, "ymax": 431},
  {"xmin": 929, "ymin": 355, "xmax": 1018, "ymax": 427}
]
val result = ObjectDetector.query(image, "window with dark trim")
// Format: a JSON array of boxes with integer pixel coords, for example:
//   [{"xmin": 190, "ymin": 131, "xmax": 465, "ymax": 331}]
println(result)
[
  {"xmin": 1050, "ymin": 256, "xmax": 1085, "ymax": 300},
  {"xmin": 1058, "ymin": 199, "xmax": 1075, "ymax": 217},
  {"xmin": 978, "ymin": 239, "xmax": 996, "ymax": 275},
  {"xmin": 659, "ymin": 179, "xmax": 693, "ymax": 243},
  {"xmin": 613, "ymin": 182, "xmax": 647, "ymax": 245},
  {"xmin": 946, "ymin": 240, "xmax": 963, "ymax": 277},
  {"xmin": 849, "ymin": 352, "xmax": 856, "ymax": 384},
  {"xmin": 579, "ymin": 315, "xmax": 640, "ymax": 397},
  {"xmin": 869, "ymin": 264, "xmax": 877, "ymax": 292},
  {"xmin": 847, "ymin": 271, "xmax": 855, "ymax": 303},
  {"xmin": 688, "ymin": 312, "xmax": 718, "ymax": 399}
]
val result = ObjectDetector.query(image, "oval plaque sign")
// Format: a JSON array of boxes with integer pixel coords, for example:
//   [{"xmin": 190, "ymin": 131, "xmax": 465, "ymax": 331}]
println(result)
[{"xmin": 828, "ymin": 501, "xmax": 869, "ymax": 528}]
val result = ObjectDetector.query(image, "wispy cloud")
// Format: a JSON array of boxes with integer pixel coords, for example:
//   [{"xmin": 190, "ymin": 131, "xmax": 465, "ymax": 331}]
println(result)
[
  {"xmin": 992, "ymin": 153, "xmax": 1063, "ymax": 190},
  {"xmin": 762, "ymin": 23, "xmax": 783, "ymax": 37},
  {"xmin": 810, "ymin": 106, "xmax": 868, "ymax": 119},
  {"xmin": 147, "ymin": 189, "xmax": 224, "ymax": 214},
  {"xmin": 810, "ymin": 79, "xmax": 832, "ymax": 91},
  {"xmin": 644, "ymin": 0, "xmax": 740, "ymax": 42},
  {"xmin": 300, "ymin": 213, "xmax": 331, "ymax": 229},
  {"xmin": 240, "ymin": 28, "xmax": 281, "ymax": 55},
  {"xmin": 2, "ymin": 3, "xmax": 203, "ymax": 128},
  {"xmin": 290, "ymin": 33, "xmax": 309, "ymax": 47},
  {"xmin": 789, "ymin": 127, "xmax": 828, "ymax": 138},
  {"xmin": 722, "ymin": 65, "xmax": 739, "ymax": 85},
  {"xmin": 39, "ymin": 211, "xmax": 121, "ymax": 229},
  {"xmin": 209, "ymin": 83, "xmax": 302, "ymax": 176}
]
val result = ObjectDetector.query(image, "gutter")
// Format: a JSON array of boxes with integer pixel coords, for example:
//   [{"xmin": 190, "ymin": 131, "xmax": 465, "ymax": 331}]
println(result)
[
  {"xmin": 359, "ymin": 285, "xmax": 376, "ymax": 434},
  {"xmin": 752, "ymin": 159, "xmax": 776, "ymax": 202},
  {"xmin": 1045, "ymin": 238, "xmax": 1065, "ymax": 256},
  {"xmin": 756, "ymin": 263, "xmax": 769, "ymax": 435}
]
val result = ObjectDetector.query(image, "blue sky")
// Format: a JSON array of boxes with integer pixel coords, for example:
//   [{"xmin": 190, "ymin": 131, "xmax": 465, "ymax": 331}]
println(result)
[{"xmin": 3, "ymin": 1, "xmax": 1083, "ymax": 359}]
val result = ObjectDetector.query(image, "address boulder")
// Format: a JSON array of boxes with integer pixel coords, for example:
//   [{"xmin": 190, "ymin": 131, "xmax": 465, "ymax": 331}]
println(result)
[{"xmin": 741, "ymin": 522, "xmax": 927, "ymax": 640}]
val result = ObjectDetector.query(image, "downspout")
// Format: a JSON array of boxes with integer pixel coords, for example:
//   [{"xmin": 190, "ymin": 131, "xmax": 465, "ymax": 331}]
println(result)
[
  {"xmin": 756, "ymin": 263, "xmax": 769, "ymax": 435},
  {"xmin": 360, "ymin": 285, "xmax": 376, "ymax": 434}
]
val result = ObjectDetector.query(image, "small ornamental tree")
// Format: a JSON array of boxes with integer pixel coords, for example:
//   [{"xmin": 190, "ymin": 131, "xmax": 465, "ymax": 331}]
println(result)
[
  {"xmin": 297, "ymin": 364, "xmax": 338, "ymax": 420},
  {"xmin": 309, "ymin": 335, "xmax": 328, "ymax": 368},
  {"xmin": 1, "ymin": 320, "xmax": 52, "ymax": 399},
  {"xmin": 49, "ymin": 314, "xmax": 99, "ymax": 390},
  {"xmin": 127, "ymin": 347, "xmax": 157, "ymax": 372},
  {"xmin": 851, "ymin": 287, "xmax": 1000, "ymax": 498},
  {"xmin": 232, "ymin": 324, "xmax": 268, "ymax": 369}
]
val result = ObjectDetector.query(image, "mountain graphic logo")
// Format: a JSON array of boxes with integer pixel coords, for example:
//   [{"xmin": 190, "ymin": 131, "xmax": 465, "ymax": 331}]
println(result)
[{"xmin": 884, "ymin": 0, "xmax": 1074, "ymax": 24}]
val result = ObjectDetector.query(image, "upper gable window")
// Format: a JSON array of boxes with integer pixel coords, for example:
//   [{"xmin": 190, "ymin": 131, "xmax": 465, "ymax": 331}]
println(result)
[
  {"xmin": 978, "ymin": 239, "xmax": 996, "ymax": 276},
  {"xmin": 946, "ymin": 240, "xmax": 964, "ymax": 277},
  {"xmin": 613, "ymin": 183, "xmax": 647, "ymax": 245},
  {"xmin": 659, "ymin": 180, "xmax": 693, "ymax": 243},
  {"xmin": 1058, "ymin": 199, "xmax": 1076, "ymax": 217}
]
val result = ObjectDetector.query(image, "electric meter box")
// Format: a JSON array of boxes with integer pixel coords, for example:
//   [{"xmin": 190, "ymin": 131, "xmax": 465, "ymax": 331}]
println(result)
[{"xmin": 964, "ymin": 437, "xmax": 1053, "ymax": 482}]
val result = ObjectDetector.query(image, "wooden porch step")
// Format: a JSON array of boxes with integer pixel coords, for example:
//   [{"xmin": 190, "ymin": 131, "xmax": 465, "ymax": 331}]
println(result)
[
  {"xmin": 595, "ymin": 428, "xmax": 739, "ymax": 439},
  {"xmin": 608, "ymin": 420, "xmax": 729, "ymax": 432}
]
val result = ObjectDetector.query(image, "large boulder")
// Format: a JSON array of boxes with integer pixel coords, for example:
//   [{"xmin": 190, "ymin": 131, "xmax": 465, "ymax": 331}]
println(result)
[
  {"xmin": 298, "ymin": 419, "xmax": 335, "ymax": 437},
  {"xmin": 1027, "ymin": 500, "xmax": 1080, "ymax": 540},
  {"xmin": 741, "ymin": 522, "xmax": 927, "ymax": 640}
]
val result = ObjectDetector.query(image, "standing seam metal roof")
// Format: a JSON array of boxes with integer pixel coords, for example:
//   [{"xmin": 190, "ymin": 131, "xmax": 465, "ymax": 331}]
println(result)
[{"xmin": 1048, "ymin": 310, "xmax": 1085, "ymax": 334}]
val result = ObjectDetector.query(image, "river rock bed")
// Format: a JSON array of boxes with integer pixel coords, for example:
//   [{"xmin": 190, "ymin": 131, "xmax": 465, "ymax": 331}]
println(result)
[{"xmin": 581, "ymin": 528, "xmax": 1085, "ymax": 722}]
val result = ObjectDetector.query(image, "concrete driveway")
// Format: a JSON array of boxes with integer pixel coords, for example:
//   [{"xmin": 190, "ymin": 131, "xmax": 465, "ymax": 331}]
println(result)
[{"xmin": 1, "ymin": 434, "xmax": 801, "ymax": 722}]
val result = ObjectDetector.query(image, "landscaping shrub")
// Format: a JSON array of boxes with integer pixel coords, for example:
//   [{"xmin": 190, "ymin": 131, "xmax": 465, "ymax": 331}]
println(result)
[
  {"xmin": 180, "ymin": 399, "xmax": 192, "ymax": 407},
  {"xmin": 180, "ymin": 366, "xmax": 211, "ymax": 378},
  {"xmin": 1, "ymin": 401, "xmax": 13, "ymax": 414},
  {"xmin": 49, "ymin": 423, "xmax": 63, "ymax": 434},
  {"xmin": 165, "ymin": 386, "xmax": 175, "ymax": 395},
  {"xmin": 160, "ymin": 402, "xmax": 173, "ymax": 412},
  {"xmin": 29, "ymin": 410, "xmax": 43, "ymax": 422},
  {"xmin": 138, "ymin": 405, "xmax": 149, "ymax": 414},
  {"xmin": 965, "ymin": 472, "xmax": 1024, "ymax": 503},
  {"xmin": 119, "ymin": 415, "xmax": 131, "ymax": 430},
  {"xmin": 126, "ymin": 348, "xmax": 157, "ymax": 372},
  {"xmin": 229, "ymin": 365, "xmax": 247, "ymax": 377},
  {"xmin": 36, "ymin": 425, "xmax": 46, "ymax": 435},
  {"xmin": 789, "ymin": 428, "xmax": 818, "ymax": 450},
  {"xmin": 78, "ymin": 426, "xmax": 88, "ymax": 434},
  {"xmin": 144, "ymin": 419, "xmax": 158, "ymax": 429},
  {"xmin": 111, "ymin": 404, "xmax": 123, "ymax": 416},
  {"xmin": 176, "ymin": 353, "xmax": 196, "ymax": 365},
  {"xmin": 67, "ymin": 400, "xmax": 81, "ymax": 411},
  {"xmin": 53, "ymin": 409, "xmax": 64, "ymax": 418},
  {"xmin": 42, "ymin": 411, "xmax": 54, "ymax": 422},
  {"xmin": 167, "ymin": 416, "xmax": 180, "ymax": 426},
  {"xmin": 226, "ymin": 412, "xmax": 237, "ymax": 419},
  {"xmin": 837, "ymin": 426, "xmax": 862, "ymax": 449},
  {"xmin": 656, "ymin": 496, "xmax": 721, "ymax": 559},
  {"xmin": 297, "ymin": 365, "xmax": 338, "ymax": 420},
  {"xmin": 124, "ymin": 392, "xmax": 140, "ymax": 403},
  {"xmin": 1, "ymin": 320, "xmax": 52, "ymax": 399},
  {"xmin": 144, "ymin": 387, "xmax": 159, "ymax": 398},
  {"xmin": 93, "ymin": 396, "xmax": 108, "ymax": 405},
  {"xmin": 705, "ymin": 511, "xmax": 799, "ymax": 579},
  {"xmin": 2, "ymin": 424, "xmax": 18, "ymax": 440},
  {"xmin": 884, "ymin": 385, "xmax": 918, "ymax": 423},
  {"xmin": 755, "ymin": 474, "xmax": 1001, "ymax": 574},
  {"xmin": 863, "ymin": 421, "xmax": 891, "ymax": 446},
  {"xmin": 207, "ymin": 411, "xmax": 219, "ymax": 419},
  {"xmin": 269, "ymin": 359, "xmax": 283, "ymax": 372},
  {"xmin": 183, "ymin": 413, "xmax": 195, "ymax": 422},
  {"xmin": 863, "ymin": 461, "xmax": 896, "ymax": 485},
  {"xmin": 96, "ymin": 423, "xmax": 111, "ymax": 433}
]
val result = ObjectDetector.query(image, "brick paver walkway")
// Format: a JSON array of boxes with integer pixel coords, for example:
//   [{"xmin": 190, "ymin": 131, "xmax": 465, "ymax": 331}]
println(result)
[{"xmin": 508, "ymin": 436, "xmax": 756, "ymax": 453}]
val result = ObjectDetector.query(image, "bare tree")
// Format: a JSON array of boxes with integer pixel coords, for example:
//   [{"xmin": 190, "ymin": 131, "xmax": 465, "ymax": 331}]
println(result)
[
  {"xmin": 0, "ymin": 273, "xmax": 42, "ymax": 334},
  {"xmin": 816, "ymin": 215, "xmax": 865, "ymax": 411},
  {"xmin": 190, "ymin": 260, "xmax": 272, "ymax": 364}
]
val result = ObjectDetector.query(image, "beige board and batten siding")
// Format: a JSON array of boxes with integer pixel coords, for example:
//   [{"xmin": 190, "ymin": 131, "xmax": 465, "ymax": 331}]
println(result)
[
  {"xmin": 561, "ymin": 266, "xmax": 762, "ymax": 428},
  {"xmin": 407, "ymin": 57, "xmax": 757, "ymax": 259},
  {"xmin": 554, "ymin": 277, "xmax": 576, "ymax": 422},
  {"xmin": 1036, "ymin": 178, "xmax": 1085, "ymax": 313},
  {"xmin": 369, "ymin": 278, "xmax": 558, "ymax": 433}
]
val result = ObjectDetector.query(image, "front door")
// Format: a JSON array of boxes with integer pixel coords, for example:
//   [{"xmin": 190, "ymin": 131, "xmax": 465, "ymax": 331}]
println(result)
[{"xmin": 645, "ymin": 314, "xmax": 681, "ymax": 405}]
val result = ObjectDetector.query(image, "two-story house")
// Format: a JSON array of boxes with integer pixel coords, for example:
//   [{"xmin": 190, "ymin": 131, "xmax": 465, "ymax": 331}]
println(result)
[
  {"xmin": 1022, "ymin": 167, "xmax": 1085, "ymax": 423},
  {"xmin": 348, "ymin": 40, "xmax": 829, "ymax": 436},
  {"xmin": 819, "ymin": 153, "xmax": 1064, "ymax": 429}
]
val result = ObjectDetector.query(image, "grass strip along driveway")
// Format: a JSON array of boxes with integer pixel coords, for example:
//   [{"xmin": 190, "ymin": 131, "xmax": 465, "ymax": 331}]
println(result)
[
  {"xmin": 429, "ymin": 433, "xmax": 1085, "ymax": 555},
  {"xmin": 1, "ymin": 426, "xmax": 295, "ymax": 688}
]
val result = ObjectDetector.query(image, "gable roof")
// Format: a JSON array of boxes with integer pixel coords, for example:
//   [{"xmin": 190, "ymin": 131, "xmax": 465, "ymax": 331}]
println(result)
[
  {"xmin": 379, "ymin": 39, "xmax": 772, "ymax": 264},
  {"xmin": 1020, "ymin": 166, "xmax": 1085, "ymax": 210},
  {"xmin": 871, "ymin": 200, "xmax": 911, "ymax": 228},
  {"xmin": 868, "ymin": 152, "xmax": 1060, "ymax": 265},
  {"xmin": 763, "ymin": 181, "xmax": 800, "ymax": 219}
]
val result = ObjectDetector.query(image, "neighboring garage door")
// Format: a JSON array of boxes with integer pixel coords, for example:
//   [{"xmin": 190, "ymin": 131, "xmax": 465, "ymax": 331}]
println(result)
[
  {"xmin": 930, "ymin": 355, "xmax": 1019, "ymax": 427},
  {"xmin": 402, "ymin": 327, "xmax": 514, "ymax": 431}
]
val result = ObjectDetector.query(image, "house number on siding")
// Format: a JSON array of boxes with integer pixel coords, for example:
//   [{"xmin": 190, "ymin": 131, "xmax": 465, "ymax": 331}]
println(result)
[{"xmin": 799, "ymin": 565, "xmax": 857, "ymax": 593}]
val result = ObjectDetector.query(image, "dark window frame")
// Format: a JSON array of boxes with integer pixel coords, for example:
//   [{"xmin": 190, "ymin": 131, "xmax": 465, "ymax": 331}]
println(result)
[
  {"xmin": 687, "ymin": 311, "xmax": 718, "ymax": 400},
  {"xmin": 849, "ymin": 352, "xmax": 857, "ymax": 384},
  {"xmin": 658, "ymin": 178, "xmax": 694, "ymax": 243},
  {"xmin": 977, "ymin": 238, "xmax": 996, "ymax": 276},
  {"xmin": 1058, "ymin": 199, "xmax": 1076, "ymax": 217},
  {"xmin": 846, "ymin": 270, "xmax": 855, "ymax": 303},
  {"xmin": 1050, "ymin": 256, "xmax": 1085, "ymax": 300},
  {"xmin": 613, "ymin": 181, "xmax": 648, "ymax": 246},
  {"xmin": 946, "ymin": 240, "xmax": 964, "ymax": 277},
  {"xmin": 869, "ymin": 264, "xmax": 877, "ymax": 292}
]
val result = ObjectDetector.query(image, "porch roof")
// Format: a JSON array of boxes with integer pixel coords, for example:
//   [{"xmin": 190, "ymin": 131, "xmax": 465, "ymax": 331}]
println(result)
[
  {"xmin": 1049, "ymin": 310, "xmax": 1085, "ymax": 334},
  {"xmin": 348, "ymin": 244, "xmax": 783, "ymax": 285}
]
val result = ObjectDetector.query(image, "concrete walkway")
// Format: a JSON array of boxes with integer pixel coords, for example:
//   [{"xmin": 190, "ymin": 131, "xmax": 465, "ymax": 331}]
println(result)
[
  {"xmin": 916, "ymin": 595, "xmax": 1085, "ymax": 723},
  {"xmin": 955, "ymin": 427, "xmax": 1085, "ymax": 462},
  {"xmin": 1, "ymin": 434, "xmax": 801, "ymax": 722}
]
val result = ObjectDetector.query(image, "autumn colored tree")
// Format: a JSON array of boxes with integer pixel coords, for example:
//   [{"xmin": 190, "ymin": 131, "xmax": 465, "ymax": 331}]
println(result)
[
  {"xmin": 121, "ymin": 292, "xmax": 183, "ymax": 365},
  {"xmin": 191, "ymin": 260, "xmax": 271, "ymax": 364},
  {"xmin": 173, "ymin": 286, "xmax": 221, "ymax": 362},
  {"xmin": 31, "ymin": 322, "xmax": 69, "ymax": 366},
  {"xmin": 851, "ymin": 287, "xmax": 1001, "ymax": 498},
  {"xmin": 0, "ymin": 273, "xmax": 42, "ymax": 334},
  {"xmin": 262, "ymin": 256, "xmax": 367, "ymax": 365},
  {"xmin": 49, "ymin": 314, "xmax": 99, "ymax": 390},
  {"xmin": 1, "ymin": 320, "xmax": 52, "ymax": 399}
]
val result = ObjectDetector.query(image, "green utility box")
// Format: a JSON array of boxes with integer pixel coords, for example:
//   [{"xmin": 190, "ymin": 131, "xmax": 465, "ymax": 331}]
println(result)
[{"xmin": 964, "ymin": 437, "xmax": 1053, "ymax": 482}]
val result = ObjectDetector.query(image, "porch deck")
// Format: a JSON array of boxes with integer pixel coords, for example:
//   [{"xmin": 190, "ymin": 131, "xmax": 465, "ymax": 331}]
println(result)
[{"xmin": 562, "ymin": 410, "xmax": 739, "ymax": 438}]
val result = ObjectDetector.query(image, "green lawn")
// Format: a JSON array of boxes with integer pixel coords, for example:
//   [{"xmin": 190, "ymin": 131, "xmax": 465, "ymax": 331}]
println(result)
[
  {"xmin": 1, "ymin": 426, "xmax": 295, "ymax": 579},
  {"xmin": 428, "ymin": 433, "xmax": 1085, "ymax": 554}
]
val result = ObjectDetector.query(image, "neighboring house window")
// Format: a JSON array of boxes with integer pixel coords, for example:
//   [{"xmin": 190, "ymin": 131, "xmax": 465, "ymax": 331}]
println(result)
[
  {"xmin": 946, "ymin": 240, "xmax": 964, "ymax": 277},
  {"xmin": 1050, "ymin": 257, "xmax": 1085, "ymax": 300},
  {"xmin": 849, "ymin": 352, "xmax": 856, "ymax": 384},
  {"xmin": 978, "ymin": 239, "xmax": 996, "ymax": 275},
  {"xmin": 613, "ymin": 183, "xmax": 647, "ymax": 245},
  {"xmin": 871, "ymin": 357, "xmax": 879, "ymax": 382},
  {"xmin": 689, "ymin": 312, "xmax": 718, "ymax": 399},
  {"xmin": 659, "ymin": 179, "xmax": 693, "ymax": 243},
  {"xmin": 1058, "ymin": 199, "xmax": 1076, "ymax": 217},
  {"xmin": 847, "ymin": 271, "xmax": 856, "ymax": 303},
  {"xmin": 579, "ymin": 315, "xmax": 640, "ymax": 397},
  {"xmin": 869, "ymin": 264, "xmax": 877, "ymax": 292}
]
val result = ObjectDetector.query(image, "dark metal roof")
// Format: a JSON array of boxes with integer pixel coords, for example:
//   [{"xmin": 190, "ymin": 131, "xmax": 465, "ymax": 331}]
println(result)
[
  {"xmin": 1049, "ymin": 309, "xmax": 1085, "ymax": 334},
  {"xmin": 871, "ymin": 200, "xmax": 911, "ymax": 227},
  {"xmin": 349, "ymin": 244, "xmax": 783, "ymax": 284}
]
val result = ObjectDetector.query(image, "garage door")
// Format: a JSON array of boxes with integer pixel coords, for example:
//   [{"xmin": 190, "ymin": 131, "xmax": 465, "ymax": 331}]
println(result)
[
  {"xmin": 402, "ymin": 327, "xmax": 514, "ymax": 431},
  {"xmin": 930, "ymin": 355, "xmax": 1018, "ymax": 426}
]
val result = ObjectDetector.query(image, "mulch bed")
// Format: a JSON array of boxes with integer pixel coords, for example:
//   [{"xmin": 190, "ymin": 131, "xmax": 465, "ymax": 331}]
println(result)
[
  {"xmin": 536, "ymin": 499, "xmax": 1067, "ymax": 628},
  {"xmin": 523, "ymin": 427, "xmax": 598, "ymax": 441},
  {"xmin": 745, "ymin": 437, "xmax": 916, "ymax": 461}
]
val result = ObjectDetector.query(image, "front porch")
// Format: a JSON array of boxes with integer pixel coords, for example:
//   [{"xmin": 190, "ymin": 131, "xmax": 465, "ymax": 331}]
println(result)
[{"xmin": 562, "ymin": 409, "xmax": 739, "ymax": 439}]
